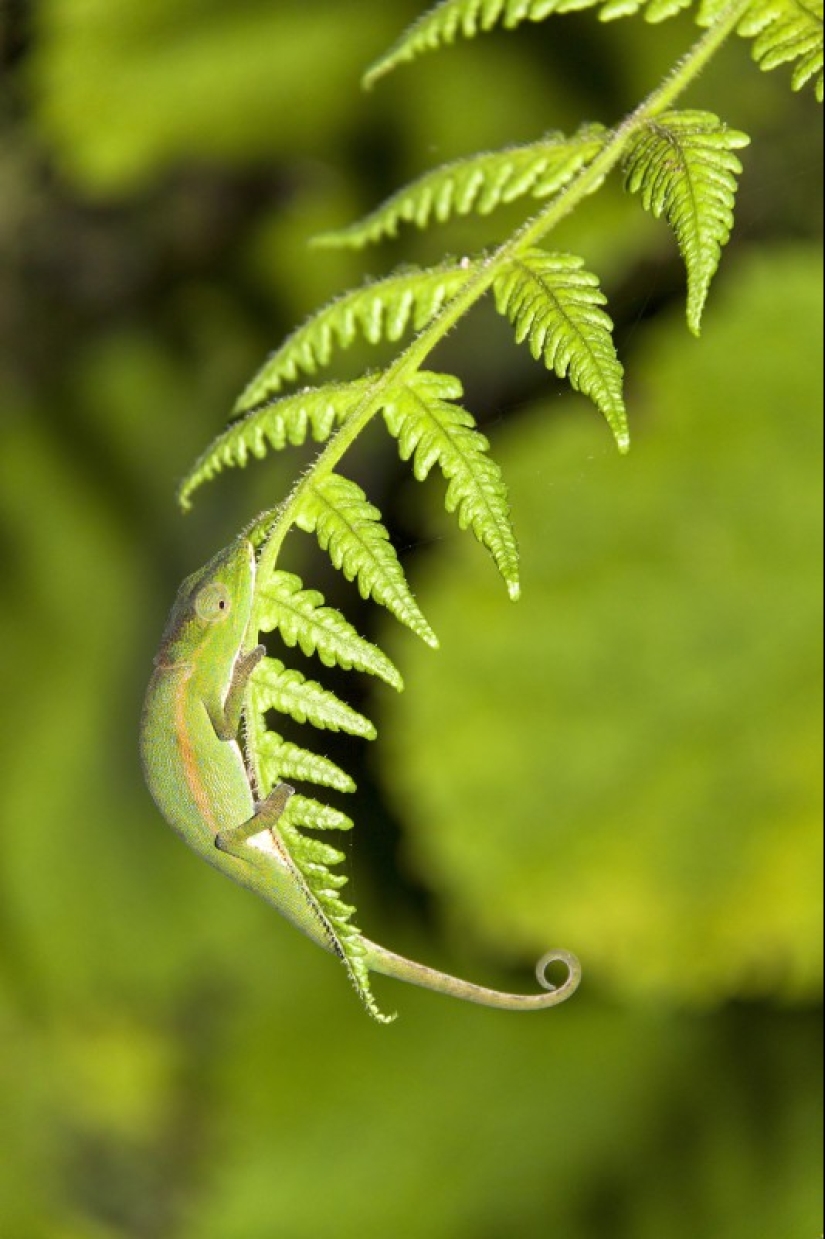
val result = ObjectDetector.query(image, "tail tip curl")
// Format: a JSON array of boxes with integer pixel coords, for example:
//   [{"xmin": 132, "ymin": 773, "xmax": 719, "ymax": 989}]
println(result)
[{"xmin": 535, "ymin": 949, "xmax": 582, "ymax": 1003}]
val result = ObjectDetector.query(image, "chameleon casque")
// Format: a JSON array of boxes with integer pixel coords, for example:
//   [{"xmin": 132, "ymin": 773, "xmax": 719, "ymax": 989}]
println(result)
[{"xmin": 140, "ymin": 534, "xmax": 581, "ymax": 1019}]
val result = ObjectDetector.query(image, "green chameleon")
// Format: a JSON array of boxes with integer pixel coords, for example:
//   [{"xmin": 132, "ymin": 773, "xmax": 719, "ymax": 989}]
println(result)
[{"xmin": 140, "ymin": 534, "xmax": 581, "ymax": 1016}]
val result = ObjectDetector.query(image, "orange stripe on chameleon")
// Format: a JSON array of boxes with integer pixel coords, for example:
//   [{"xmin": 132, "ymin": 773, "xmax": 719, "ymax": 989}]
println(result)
[{"xmin": 174, "ymin": 666, "xmax": 218, "ymax": 835}]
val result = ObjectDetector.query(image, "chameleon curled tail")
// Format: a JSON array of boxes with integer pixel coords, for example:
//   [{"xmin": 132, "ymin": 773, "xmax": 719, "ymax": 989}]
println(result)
[{"xmin": 362, "ymin": 938, "xmax": 581, "ymax": 1011}]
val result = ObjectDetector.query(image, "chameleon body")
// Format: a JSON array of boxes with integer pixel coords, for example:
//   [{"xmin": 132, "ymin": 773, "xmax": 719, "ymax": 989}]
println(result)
[{"xmin": 140, "ymin": 535, "xmax": 581, "ymax": 1015}]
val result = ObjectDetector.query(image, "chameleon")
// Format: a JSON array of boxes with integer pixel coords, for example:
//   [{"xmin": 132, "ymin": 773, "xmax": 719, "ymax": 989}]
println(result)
[{"xmin": 140, "ymin": 533, "xmax": 581, "ymax": 1017}]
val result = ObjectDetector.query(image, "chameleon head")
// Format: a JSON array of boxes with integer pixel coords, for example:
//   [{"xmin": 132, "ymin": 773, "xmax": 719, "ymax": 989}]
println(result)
[{"xmin": 155, "ymin": 537, "xmax": 257, "ymax": 669}]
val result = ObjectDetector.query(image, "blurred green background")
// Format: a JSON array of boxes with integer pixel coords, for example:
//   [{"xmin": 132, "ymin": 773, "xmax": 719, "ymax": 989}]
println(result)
[{"xmin": 0, "ymin": 2, "xmax": 821, "ymax": 1236}]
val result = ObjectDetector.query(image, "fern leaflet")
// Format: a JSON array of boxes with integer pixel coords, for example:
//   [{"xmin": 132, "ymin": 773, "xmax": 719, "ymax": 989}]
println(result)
[
  {"xmin": 735, "ymin": 0, "xmax": 823, "ymax": 99},
  {"xmin": 286, "ymin": 794, "xmax": 354, "ymax": 834},
  {"xmin": 256, "ymin": 731, "xmax": 356, "ymax": 794},
  {"xmin": 365, "ymin": 0, "xmax": 694, "ymax": 84},
  {"xmin": 315, "ymin": 127, "xmax": 606, "ymax": 249},
  {"xmin": 235, "ymin": 264, "xmax": 477, "ymax": 411},
  {"xmin": 493, "ymin": 248, "xmax": 628, "ymax": 447},
  {"xmin": 622, "ymin": 110, "xmax": 750, "ymax": 335},
  {"xmin": 178, "ymin": 379, "xmax": 371, "ymax": 510},
  {"xmin": 257, "ymin": 570, "xmax": 403, "ymax": 689},
  {"xmin": 294, "ymin": 472, "xmax": 439, "ymax": 647},
  {"xmin": 382, "ymin": 371, "xmax": 521, "ymax": 599},
  {"xmin": 595, "ymin": 0, "xmax": 693, "ymax": 18},
  {"xmin": 249, "ymin": 654, "xmax": 376, "ymax": 737}
]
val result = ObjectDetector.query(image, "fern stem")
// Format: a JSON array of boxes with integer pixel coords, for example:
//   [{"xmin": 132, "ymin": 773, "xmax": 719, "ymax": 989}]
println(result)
[{"xmin": 252, "ymin": 0, "xmax": 751, "ymax": 616}]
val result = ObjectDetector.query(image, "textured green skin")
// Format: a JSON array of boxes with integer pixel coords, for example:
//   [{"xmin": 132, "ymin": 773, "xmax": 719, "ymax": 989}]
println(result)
[{"xmin": 141, "ymin": 536, "xmax": 581, "ymax": 1013}]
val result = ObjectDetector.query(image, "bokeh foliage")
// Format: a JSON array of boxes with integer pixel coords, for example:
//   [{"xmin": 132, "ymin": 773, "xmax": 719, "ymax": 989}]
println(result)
[{"xmin": 0, "ymin": 1, "xmax": 821, "ymax": 1237}]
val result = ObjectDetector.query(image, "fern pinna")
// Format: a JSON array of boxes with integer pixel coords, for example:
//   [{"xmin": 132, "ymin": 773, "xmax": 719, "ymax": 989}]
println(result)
[{"xmin": 170, "ymin": 0, "xmax": 821, "ymax": 1020}]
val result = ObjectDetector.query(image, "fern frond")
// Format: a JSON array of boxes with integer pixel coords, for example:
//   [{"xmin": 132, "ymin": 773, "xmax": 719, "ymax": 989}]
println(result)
[
  {"xmin": 493, "ymin": 248, "xmax": 628, "ymax": 447},
  {"xmin": 257, "ymin": 731, "xmax": 356, "ymax": 795},
  {"xmin": 622, "ymin": 110, "xmax": 750, "ymax": 334},
  {"xmin": 248, "ymin": 655, "xmax": 376, "ymax": 737},
  {"xmin": 243, "ymin": 664, "xmax": 390, "ymax": 1021},
  {"xmin": 382, "ymin": 371, "xmax": 521, "ymax": 599},
  {"xmin": 235, "ymin": 264, "xmax": 476, "ymax": 411},
  {"xmin": 274, "ymin": 812, "xmax": 391, "ymax": 1021},
  {"xmin": 295, "ymin": 472, "xmax": 438, "ymax": 647},
  {"xmin": 365, "ymin": 0, "xmax": 692, "ymax": 85},
  {"xmin": 315, "ymin": 127, "xmax": 606, "ymax": 249},
  {"xmin": 257, "ymin": 570, "xmax": 402, "ymax": 689},
  {"xmin": 178, "ymin": 379, "xmax": 372, "ymax": 511},
  {"xmin": 737, "ymin": 0, "xmax": 823, "ymax": 99}
]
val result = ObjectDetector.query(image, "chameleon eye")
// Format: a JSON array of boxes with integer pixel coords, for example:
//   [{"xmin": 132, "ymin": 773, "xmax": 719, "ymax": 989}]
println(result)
[{"xmin": 195, "ymin": 581, "xmax": 232, "ymax": 622}]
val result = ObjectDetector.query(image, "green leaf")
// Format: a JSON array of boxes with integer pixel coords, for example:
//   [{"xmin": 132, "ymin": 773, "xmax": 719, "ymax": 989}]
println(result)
[
  {"xmin": 295, "ymin": 472, "xmax": 438, "ymax": 647},
  {"xmin": 235, "ymin": 263, "xmax": 476, "ymax": 409},
  {"xmin": 315, "ymin": 127, "xmax": 605, "ymax": 248},
  {"xmin": 736, "ymin": 0, "xmax": 824, "ymax": 100},
  {"xmin": 177, "ymin": 380, "xmax": 371, "ymax": 510},
  {"xmin": 493, "ymin": 248, "xmax": 628, "ymax": 448},
  {"xmin": 285, "ymin": 794, "xmax": 354, "ymax": 834},
  {"xmin": 248, "ymin": 655, "xmax": 376, "ymax": 738},
  {"xmin": 623, "ymin": 110, "xmax": 751, "ymax": 334},
  {"xmin": 597, "ymin": 0, "xmax": 692, "ymax": 17},
  {"xmin": 383, "ymin": 371, "xmax": 521, "ymax": 599},
  {"xmin": 256, "ymin": 731, "xmax": 356, "ymax": 795},
  {"xmin": 257, "ymin": 570, "xmax": 403, "ymax": 689},
  {"xmin": 365, "ymin": 0, "xmax": 694, "ymax": 84}
]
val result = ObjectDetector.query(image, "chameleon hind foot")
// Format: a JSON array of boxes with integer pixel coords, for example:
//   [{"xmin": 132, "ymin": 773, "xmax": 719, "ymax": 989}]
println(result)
[{"xmin": 214, "ymin": 783, "xmax": 294, "ymax": 855}]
